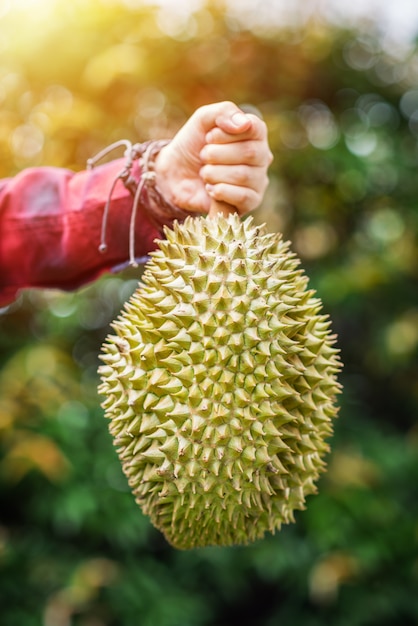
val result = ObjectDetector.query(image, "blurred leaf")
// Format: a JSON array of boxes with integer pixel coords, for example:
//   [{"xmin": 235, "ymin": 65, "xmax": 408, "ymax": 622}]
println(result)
[{"xmin": 1, "ymin": 432, "xmax": 70, "ymax": 483}]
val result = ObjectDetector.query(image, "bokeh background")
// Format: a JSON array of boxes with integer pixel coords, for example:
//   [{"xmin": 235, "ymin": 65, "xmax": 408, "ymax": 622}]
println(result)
[{"xmin": 0, "ymin": 1, "xmax": 417, "ymax": 625}]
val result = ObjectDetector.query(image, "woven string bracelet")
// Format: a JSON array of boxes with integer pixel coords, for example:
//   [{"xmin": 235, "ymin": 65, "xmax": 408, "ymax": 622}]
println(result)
[{"xmin": 87, "ymin": 139, "xmax": 189, "ymax": 266}]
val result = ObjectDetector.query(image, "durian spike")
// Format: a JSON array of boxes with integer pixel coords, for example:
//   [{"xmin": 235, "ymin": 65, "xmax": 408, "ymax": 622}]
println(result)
[{"xmin": 208, "ymin": 198, "xmax": 237, "ymax": 219}]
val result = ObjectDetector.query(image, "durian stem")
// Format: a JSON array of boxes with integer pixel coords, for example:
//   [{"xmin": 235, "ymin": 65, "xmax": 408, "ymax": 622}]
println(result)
[{"xmin": 208, "ymin": 198, "xmax": 237, "ymax": 219}]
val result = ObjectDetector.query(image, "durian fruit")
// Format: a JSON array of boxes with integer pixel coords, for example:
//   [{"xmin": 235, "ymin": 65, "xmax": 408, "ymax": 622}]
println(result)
[{"xmin": 98, "ymin": 213, "xmax": 342, "ymax": 550}]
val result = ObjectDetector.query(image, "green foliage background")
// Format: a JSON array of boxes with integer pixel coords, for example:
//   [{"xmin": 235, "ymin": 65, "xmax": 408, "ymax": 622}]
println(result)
[{"xmin": 0, "ymin": 1, "xmax": 417, "ymax": 624}]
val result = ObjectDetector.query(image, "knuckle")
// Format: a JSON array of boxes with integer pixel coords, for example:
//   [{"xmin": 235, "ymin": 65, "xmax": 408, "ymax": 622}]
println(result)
[
  {"xmin": 246, "ymin": 140, "xmax": 273, "ymax": 167},
  {"xmin": 236, "ymin": 187, "xmax": 252, "ymax": 211},
  {"xmin": 240, "ymin": 188, "xmax": 250, "ymax": 206},
  {"xmin": 252, "ymin": 115, "xmax": 268, "ymax": 137},
  {"xmin": 236, "ymin": 166, "xmax": 251, "ymax": 185},
  {"xmin": 261, "ymin": 173, "xmax": 270, "ymax": 192},
  {"xmin": 243, "ymin": 143, "xmax": 258, "ymax": 164}
]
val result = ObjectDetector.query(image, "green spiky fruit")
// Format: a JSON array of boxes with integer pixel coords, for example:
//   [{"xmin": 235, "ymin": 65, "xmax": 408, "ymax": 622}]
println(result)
[{"xmin": 98, "ymin": 214, "xmax": 342, "ymax": 550}]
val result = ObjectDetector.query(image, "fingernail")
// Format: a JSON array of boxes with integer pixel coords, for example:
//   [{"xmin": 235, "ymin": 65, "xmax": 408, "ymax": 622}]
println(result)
[
  {"xmin": 205, "ymin": 184, "xmax": 215, "ymax": 196},
  {"xmin": 231, "ymin": 112, "xmax": 249, "ymax": 127}
]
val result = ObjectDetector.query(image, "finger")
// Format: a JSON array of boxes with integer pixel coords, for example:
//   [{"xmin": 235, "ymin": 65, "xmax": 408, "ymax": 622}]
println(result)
[
  {"xmin": 200, "ymin": 163, "xmax": 269, "ymax": 212},
  {"xmin": 200, "ymin": 163, "xmax": 268, "ymax": 189},
  {"xmin": 205, "ymin": 183, "xmax": 262, "ymax": 215},
  {"xmin": 200, "ymin": 140, "xmax": 273, "ymax": 167}
]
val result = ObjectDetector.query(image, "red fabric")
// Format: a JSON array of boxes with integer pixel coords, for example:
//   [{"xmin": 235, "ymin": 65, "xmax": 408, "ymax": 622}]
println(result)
[{"xmin": 0, "ymin": 159, "xmax": 163, "ymax": 306}]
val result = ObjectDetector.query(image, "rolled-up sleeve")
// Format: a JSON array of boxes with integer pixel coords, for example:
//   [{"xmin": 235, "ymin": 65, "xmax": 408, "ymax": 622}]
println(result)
[{"xmin": 0, "ymin": 159, "xmax": 162, "ymax": 305}]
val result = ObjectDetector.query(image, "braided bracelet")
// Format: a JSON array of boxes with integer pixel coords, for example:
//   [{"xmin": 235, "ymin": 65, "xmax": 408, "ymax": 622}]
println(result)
[{"xmin": 87, "ymin": 139, "xmax": 190, "ymax": 266}]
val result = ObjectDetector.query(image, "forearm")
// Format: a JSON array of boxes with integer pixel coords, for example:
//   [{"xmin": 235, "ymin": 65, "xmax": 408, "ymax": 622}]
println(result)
[
  {"xmin": 0, "ymin": 101, "xmax": 272, "ymax": 306},
  {"xmin": 0, "ymin": 151, "xmax": 187, "ymax": 306}
]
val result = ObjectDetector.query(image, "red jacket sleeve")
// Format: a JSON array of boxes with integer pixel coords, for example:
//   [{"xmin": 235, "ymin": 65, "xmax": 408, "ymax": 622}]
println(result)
[{"xmin": 0, "ymin": 158, "xmax": 182, "ymax": 306}]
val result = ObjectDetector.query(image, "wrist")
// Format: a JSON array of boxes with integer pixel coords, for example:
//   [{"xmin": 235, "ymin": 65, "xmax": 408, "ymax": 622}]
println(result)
[
  {"xmin": 87, "ymin": 139, "xmax": 190, "ymax": 267},
  {"xmin": 136, "ymin": 140, "xmax": 190, "ymax": 228},
  {"xmin": 153, "ymin": 144, "xmax": 180, "ymax": 207}
]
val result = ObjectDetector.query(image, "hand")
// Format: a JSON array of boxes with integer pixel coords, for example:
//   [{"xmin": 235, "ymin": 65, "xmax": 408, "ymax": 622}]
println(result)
[{"xmin": 153, "ymin": 101, "xmax": 273, "ymax": 216}]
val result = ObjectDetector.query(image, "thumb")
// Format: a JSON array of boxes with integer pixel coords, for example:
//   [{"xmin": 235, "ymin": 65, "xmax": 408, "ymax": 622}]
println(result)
[
  {"xmin": 219, "ymin": 110, "xmax": 253, "ymax": 134},
  {"xmin": 194, "ymin": 101, "xmax": 252, "ymax": 135}
]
